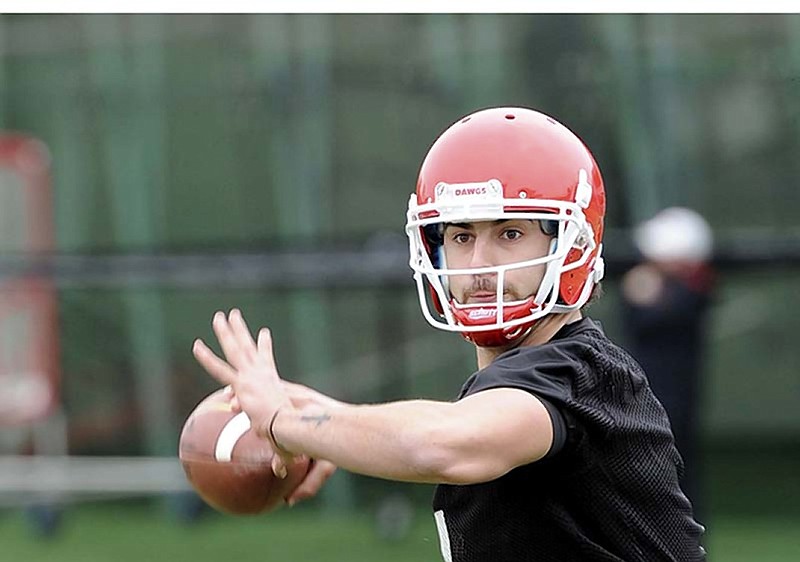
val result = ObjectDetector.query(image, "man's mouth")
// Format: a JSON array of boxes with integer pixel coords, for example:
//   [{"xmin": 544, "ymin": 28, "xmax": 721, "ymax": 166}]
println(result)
[{"xmin": 465, "ymin": 291, "xmax": 498, "ymax": 304}]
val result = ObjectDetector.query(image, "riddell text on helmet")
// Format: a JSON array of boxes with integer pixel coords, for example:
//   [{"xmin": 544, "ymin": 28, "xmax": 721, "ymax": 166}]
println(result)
[{"xmin": 468, "ymin": 308, "xmax": 497, "ymax": 320}]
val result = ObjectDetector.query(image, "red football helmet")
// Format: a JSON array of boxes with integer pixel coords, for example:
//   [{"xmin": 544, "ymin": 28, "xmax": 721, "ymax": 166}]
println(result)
[{"xmin": 405, "ymin": 107, "xmax": 606, "ymax": 347}]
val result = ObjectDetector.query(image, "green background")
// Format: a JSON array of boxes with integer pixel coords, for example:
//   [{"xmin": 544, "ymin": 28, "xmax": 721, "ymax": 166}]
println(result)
[{"xmin": 0, "ymin": 13, "xmax": 798, "ymax": 560}]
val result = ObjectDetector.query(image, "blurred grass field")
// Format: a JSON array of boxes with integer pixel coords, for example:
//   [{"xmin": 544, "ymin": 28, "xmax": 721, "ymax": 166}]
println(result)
[
  {"xmin": 2, "ymin": 447, "xmax": 798, "ymax": 561},
  {"xmin": 1, "ymin": 503, "xmax": 799, "ymax": 562}
]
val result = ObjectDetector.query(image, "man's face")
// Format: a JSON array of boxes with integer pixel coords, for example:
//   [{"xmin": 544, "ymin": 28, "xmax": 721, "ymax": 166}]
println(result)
[{"xmin": 442, "ymin": 219, "xmax": 553, "ymax": 305}]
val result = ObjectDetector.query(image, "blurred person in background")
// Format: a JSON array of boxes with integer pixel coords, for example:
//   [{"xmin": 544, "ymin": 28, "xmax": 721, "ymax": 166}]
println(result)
[
  {"xmin": 193, "ymin": 107, "xmax": 705, "ymax": 561},
  {"xmin": 621, "ymin": 207, "xmax": 716, "ymax": 525}
]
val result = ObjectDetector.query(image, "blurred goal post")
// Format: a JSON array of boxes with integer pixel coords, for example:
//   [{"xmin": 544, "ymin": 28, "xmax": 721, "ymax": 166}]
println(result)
[
  {"xmin": 0, "ymin": 134, "xmax": 193, "ymax": 508},
  {"xmin": 0, "ymin": 134, "xmax": 60, "ymax": 428}
]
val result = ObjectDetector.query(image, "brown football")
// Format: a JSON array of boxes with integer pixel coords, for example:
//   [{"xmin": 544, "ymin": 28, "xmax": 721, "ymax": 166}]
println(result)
[{"xmin": 178, "ymin": 388, "xmax": 310, "ymax": 515}]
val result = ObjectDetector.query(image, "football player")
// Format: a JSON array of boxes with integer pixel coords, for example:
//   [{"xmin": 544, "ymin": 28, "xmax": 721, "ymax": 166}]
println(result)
[{"xmin": 193, "ymin": 107, "xmax": 705, "ymax": 561}]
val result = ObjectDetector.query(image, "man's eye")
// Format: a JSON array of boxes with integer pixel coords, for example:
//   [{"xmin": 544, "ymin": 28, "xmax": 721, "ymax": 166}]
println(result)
[
  {"xmin": 452, "ymin": 232, "xmax": 471, "ymax": 244},
  {"xmin": 503, "ymin": 229, "xmax": 523, "ymax": 240}
]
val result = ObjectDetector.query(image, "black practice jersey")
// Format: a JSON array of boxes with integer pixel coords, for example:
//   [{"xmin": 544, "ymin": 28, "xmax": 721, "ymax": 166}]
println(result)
[{"xmin": 432, "ymin": 318, "xmax": 705, "ymax": 561}]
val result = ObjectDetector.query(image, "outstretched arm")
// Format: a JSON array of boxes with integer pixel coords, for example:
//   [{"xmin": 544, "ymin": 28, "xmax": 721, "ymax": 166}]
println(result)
[
  {"xmin": 272, "ymin": 388, "xmax": 554, "ymax": 484},
  {"xmin": 193, "ymin": 309, "xmax": 554, "ymax": 485}
]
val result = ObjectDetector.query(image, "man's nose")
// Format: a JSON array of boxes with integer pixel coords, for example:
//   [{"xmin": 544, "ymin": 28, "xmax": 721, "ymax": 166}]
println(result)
[{"xmin": 468, "ymin": 236, "xmax": 495, "ymax": 269}]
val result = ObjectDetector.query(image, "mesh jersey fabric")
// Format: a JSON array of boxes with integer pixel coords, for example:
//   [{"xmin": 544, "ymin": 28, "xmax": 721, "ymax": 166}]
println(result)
[{"xmin": 432, "ymin": 317, "xmax": 706, "ymax": 561}]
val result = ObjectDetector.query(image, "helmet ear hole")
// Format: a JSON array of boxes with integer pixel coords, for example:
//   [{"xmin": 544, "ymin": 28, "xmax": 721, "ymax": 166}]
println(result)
[
  {"xmin": 423, "ymin": 224, "xmax": 444, "ymax": 246},
  {"xmin": 421, "ymin": 224, "xmax": 445, "ymax": 268},
  {"xmin": 540, "ymin": 219, "xmax": 558, "ymax": 236}
]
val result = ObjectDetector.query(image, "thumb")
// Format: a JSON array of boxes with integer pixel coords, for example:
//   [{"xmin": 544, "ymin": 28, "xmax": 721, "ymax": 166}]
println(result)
[{"xmin": 272, "ymin": 454, "xmax": 288, "ymax": 479}]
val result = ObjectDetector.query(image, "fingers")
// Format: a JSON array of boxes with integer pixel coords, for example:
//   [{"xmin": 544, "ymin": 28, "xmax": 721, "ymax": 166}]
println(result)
[
  {"xmin": 285, "ymin": 459, "xmax": 337, "ymax": 506},
  {"xmin": 198, "ymin": 308, "xmax": 282, "ymax": 414},
  {"xmin": 192, "ymin": 339, "xmax": 237, "ymax": 385},
  {"xmin": 228, "ymin": 309, "xmax": 259, "ymax": 364},
  {"xmin": 257, "ymin": 327, "xmax": 278, "ymax": 371},
  {"xmin": 211, "ymin": 308, "xmax": 266, "ymax": 371},
  {"xmin": 212, "ymin": 311, "xmax": 245, "ymax": 368}
]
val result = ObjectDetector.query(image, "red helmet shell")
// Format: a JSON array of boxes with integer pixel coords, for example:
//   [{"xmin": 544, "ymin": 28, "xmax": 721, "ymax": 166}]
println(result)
[{"xmin": 413, "ymin": 107, "xmax": 606, "ymax": 345}]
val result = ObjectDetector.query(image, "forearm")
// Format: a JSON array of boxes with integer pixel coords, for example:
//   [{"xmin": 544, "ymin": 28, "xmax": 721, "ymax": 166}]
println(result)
[{"xmin": 271, "ymin": 399, "xmax": 456, "ymax": 483}]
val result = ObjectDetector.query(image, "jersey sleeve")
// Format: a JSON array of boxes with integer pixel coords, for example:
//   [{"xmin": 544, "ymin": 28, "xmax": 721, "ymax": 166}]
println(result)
[
  {"xmin": 462, "ymin": 344, "xmax": 579, "ymax": 458},
  {"xmin": 538, "ymin": 397, "xmax": 568, "ymax": 459}
]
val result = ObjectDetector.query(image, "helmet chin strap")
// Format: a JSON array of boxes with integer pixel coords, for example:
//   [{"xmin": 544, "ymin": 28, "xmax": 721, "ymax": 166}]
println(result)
[
  {"xmin": 465, "ymin": 321, "xmax": 534, "ymax": 349},
  {"xmin": 501, "ymin": 324, "xmax": 535, "ymax": 347}
]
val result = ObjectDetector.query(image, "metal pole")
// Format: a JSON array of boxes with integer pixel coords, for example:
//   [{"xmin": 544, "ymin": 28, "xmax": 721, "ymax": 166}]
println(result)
[
  {"xmin": 465, "ymin": 14, "xmax": 506, "ymax": 107},
  {"xmin": 786, "ymin": 15, "xmax": 800, "ymax": 182},
  {"xmin": 644, "ymin": 14, "xmax": 682, "ymax": 208},
  {"xmin": 0, "ymin": 17, "xmax": 6, "ymax": 129},
  {"xmin": 84, "ymin": 14, "xmax": 176, "ymax": 463},
  {"xmin": 249, "ymin": 13, "xmax": 352, "ymax": 511},
  {"xmin": 425, "ymin": 14, "xmax": 466, "ymax": 104},
  {"xmin": 598, "ymin": 15, "xmax": 660, "ymax": 225}
]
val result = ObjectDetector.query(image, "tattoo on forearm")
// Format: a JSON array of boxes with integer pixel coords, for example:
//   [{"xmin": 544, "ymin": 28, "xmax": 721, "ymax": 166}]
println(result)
[{"xmin": 300, "ymin": 413, "xmax": 331, "ymax": 428}]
